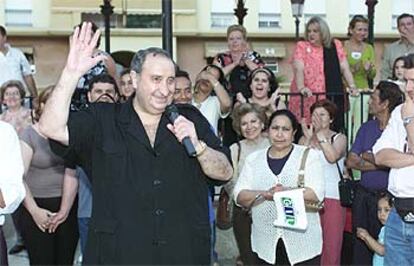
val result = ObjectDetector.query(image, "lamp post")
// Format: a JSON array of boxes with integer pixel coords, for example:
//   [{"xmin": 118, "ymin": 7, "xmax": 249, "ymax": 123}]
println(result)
[
  {"xmin": 291, "ymin": 0, "xmax": 305, "ymax": 41},
  {"xmin": 100, "ymin": 0, "xmax": 114, "ymax": 53},
  {"xmin": 234, "ymin": 0, "xmax": 248, "ymax": 26},
  {"xmin": 162, "ymin": 0, "xmax": 173, "ymax": 56},
  {"xmin": 365, "ymin": 0, "xmax": 378, "ymax": 45}
]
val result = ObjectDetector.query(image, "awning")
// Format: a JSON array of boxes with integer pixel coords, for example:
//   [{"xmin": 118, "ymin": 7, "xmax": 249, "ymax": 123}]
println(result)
[{"xmin": 204, "ymin": 41, "xmax": 286, "ymax": 58}]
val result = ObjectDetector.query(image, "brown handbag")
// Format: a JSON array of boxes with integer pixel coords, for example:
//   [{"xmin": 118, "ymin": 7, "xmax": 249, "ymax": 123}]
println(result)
[
  {"xmin": 216, "ymin": 187, "xmax": 232, "ymax": 230},
  {"xmin": 297, "ymin": 148, "xmax": 324, "ymax": 212},
  {"xmin": 216, "ymin": 142, "xmax": 242, "ymax": 230}
]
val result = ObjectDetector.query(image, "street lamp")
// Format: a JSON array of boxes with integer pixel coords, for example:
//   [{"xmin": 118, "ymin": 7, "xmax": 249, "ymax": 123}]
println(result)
[
  {"xmin": 234, "ymin": 0, "xmax": 248, "ymax": 26},
  {"xmin": 291, "ymin": 0, "xmax": 305, "ymax": 41},
  {"xmin": 101, "ymin": 0, "xmax": 114, "ymax": 53},
  {"xmin": 365, "ymin": 0, "xmax": 378, "ymax": 45}
]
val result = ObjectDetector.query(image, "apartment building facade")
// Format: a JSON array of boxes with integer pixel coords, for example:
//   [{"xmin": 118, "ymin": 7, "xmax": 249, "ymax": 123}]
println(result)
[{"xmin": 0, "ymin": 0, "xmax": 412, "ymax": 88}]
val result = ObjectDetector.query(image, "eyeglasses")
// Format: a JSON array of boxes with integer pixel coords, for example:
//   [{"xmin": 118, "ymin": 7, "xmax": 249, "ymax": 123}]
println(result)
[{"xmin": 4, "ymin": 91, "xmax": 21, "ymax": 97}]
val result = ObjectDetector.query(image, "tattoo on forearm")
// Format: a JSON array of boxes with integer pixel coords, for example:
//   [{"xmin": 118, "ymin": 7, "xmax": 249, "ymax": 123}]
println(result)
[{"xmin": 198, "ymin": 147, "xmax": 232, "ymax": 180}]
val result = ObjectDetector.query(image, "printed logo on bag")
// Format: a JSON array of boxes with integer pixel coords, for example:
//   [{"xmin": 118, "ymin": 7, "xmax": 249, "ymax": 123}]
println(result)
[{"xmin": 281, "ymin": 197, "xmax": 296, "ymax": 226}]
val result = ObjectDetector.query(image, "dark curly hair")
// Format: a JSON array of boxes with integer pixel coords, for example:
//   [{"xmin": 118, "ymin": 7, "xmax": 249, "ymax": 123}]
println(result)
[{"xmin": 247, "ymin": 67, "xmax": 279, "ymax": 98}]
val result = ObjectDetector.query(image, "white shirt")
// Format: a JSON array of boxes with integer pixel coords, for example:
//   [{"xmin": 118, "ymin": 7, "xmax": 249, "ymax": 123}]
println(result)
[
  {"xmin": 234, "ymin": 145, "xmax": 324, "ymax": 265},
  {"xmin": 373, "ymin": 105, "xmax": 414, "ymax": 198},
  {"xmin": 192, "ymin": 95, "xmax": 229, "ymax": 135},
  {"xmin": 317, "ymin": 134, "xmax": 345, "ymax": 199},
  {"xmin": 0, "ymin": 121, "xmax": 25, "ymax": 225},
  {"xmin": 0, "ymin": 43, "xmax": 32, "ymax": 88}
]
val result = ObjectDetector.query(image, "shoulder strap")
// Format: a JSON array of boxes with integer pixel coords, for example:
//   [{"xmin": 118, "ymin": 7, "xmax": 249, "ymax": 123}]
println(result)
[
  {"xmin": 236, "ymin": 141, "xmax": 242, "ymax": 163},
  {"xmin": 297, "ymin": 147, "xmax": 310, "ymax": 188},
  {"xmin": 330, "ymin": 133, "xmax": 347, "ymax": 181}
]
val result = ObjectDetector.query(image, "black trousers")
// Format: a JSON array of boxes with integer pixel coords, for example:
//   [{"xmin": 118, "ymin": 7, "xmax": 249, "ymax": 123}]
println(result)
[
  {"xmin": 0, "ymin": 226, "xmax": 8, "ymax": 266},
  {"xmin": 352, "ymin": 186, "xmax": 383, "ymax": 266},
  {"xmin": 21, "ymin": 197, "xmax": 78, "ymax": 266},
  {"xmin": 232, "ymin": 204, "xmax": 259, "ymax": 265},
  {"xmin": 257, "ymin": 239, "xmax": 321, "ymax": 266}
]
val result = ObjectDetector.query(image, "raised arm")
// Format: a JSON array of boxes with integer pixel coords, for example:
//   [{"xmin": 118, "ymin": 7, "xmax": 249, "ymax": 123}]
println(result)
[{"xmin": 38, "ymin": 22, "xmax": 106, "ymax": 145}]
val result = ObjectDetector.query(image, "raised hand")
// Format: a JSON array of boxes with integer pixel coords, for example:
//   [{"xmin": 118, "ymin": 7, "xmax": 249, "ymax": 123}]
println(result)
[
  {"xmin": 65, "ymin": 22, "xmax": 106, "ymax": 78},
  {"xmin": 236, "ymin": 92, "xmax": 247, "ymax": 104},
  {"xmin": 269, "ymin": 90, "xmax": 280, "ymax": 111},
  {"xmin": 300, "ymin": 118, "xmax": 313, "ymax": 144}
]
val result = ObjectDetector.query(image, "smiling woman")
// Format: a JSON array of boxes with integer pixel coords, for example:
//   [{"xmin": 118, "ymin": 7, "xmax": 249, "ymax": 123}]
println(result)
[
  {"xmin": 0, "ymin": 80, "xmax": 32, "ymax": 135},
  {"xmin": 223, "ymin": 103, "xmax": 270, "ymax": 265}
]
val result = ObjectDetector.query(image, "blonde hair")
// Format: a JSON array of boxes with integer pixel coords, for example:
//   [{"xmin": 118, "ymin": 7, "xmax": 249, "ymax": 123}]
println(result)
[
  {"xmin": 305, "ymin": 16, "xmax": 332, "ymax": 48},
  {"xmin": 226, "ymin": 24, "xmax": 247, "ymax": 40}
]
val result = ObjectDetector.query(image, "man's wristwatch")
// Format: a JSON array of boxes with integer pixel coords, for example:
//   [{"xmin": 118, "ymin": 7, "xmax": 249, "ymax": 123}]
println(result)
[{"xmin": 403, "ymin": 115, "xmax": 414, "ymax": 127}]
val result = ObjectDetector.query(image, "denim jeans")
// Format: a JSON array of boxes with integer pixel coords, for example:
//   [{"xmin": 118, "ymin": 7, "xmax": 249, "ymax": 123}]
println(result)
[
  {"xmin": 78, "ymin": 217, "xmax": 90, "ymax": 255},
  {"xmin": 384, "ymin": 208, "xmax": 414, "ymax": 266}
]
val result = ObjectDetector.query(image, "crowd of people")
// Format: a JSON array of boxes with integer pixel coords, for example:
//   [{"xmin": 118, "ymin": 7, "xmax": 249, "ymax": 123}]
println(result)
[{"xmin": 0, "ymin": 11, "xmax": 413, "ymax": 266}]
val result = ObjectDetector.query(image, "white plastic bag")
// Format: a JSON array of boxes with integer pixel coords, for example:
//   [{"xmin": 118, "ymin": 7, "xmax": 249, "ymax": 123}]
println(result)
[{"xmin": 273, "ymin": 188, "xmax": 308, "ymax": 230}]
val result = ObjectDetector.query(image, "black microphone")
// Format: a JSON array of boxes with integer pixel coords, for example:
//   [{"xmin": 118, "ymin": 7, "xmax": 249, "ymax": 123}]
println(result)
[{"xmin": 165, "ymin": 104, "xmax": 197, "ymax": 157}]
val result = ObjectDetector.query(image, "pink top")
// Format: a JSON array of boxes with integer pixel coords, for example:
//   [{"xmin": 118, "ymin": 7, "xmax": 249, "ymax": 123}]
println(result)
[
  {"xmin": 289, "ymin": 39, "xmax": 346, "ymax": 123},
  {"xmin": 0, "ymin": 107, "xmax": 32, "ymax": 136}
]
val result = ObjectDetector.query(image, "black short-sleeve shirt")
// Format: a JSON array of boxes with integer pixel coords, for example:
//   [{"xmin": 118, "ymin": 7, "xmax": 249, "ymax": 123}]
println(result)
[{"xmin": 50, "ymin": 100, "xmax": 230, "ymax": 265}]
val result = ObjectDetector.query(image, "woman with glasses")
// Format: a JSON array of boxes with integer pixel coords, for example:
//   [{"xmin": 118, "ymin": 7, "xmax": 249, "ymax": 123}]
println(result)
[{"xmin": 0, "ymin": 80, "xmax": 32, "ymax": 135}]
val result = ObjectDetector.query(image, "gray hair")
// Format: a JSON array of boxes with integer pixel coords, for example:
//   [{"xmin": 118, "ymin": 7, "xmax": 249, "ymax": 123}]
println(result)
[
  {"xmin": 130, "ymin": 47, "xmax": 174, "ymax": 74},
  {"xmin": 305, "ymin": 16, "xmax": 332, "ymax": 48}
]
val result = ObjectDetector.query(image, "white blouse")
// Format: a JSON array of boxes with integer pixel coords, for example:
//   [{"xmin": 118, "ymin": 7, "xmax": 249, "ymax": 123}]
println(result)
[
  {"xmin": 234, "ymin": 144, "xmax": 324, "ymax": 265},
  {"xmin": 0, "ymin": 121, "xmax": 25, "ymax": 225}
]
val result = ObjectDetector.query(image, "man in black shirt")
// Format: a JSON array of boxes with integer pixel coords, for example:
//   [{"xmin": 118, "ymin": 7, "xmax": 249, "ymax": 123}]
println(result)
[{"xmin": 39, "ymin": 22, "xmax": 233, "ymax": 265}]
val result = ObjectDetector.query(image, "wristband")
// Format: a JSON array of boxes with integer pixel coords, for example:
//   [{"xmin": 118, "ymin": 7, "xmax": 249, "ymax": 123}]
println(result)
[{"xmin": 195, "ymin": 140, "xmax": 207, "ymax": 157}]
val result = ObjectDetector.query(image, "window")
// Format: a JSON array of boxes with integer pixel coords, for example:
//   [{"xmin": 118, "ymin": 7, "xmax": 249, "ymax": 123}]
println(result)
[
  {"xmin": 348, "ymin": 0, "xmax": 367, "ymax": 19},
  {"xmin": 211, "ymin": 0, "xmax": 235, "ymax": 28},
  {"xmin": 126, "ymin": 15, "xmax": 161, "ymax": 28},
  {"xmin": 5, "ymin": 0, "xmax": 32, "ymax": 27},
  {"xmin": 392, "ymin": 1, "xmax": 414, "ymax": 29},
  {"xmin": 263, "ymin": 59, "xmax": 279, "ymax": 74},
  {"xmin": 258, "ymin": 0, "xmax": 281, "ymax": 28},
  {"xmin": 81, "ymin": 13, "xmax": 161, "ymax": 29},
  {"xmin": 304, "ymin": 0, "xmax": 326, "ymax": 23}
]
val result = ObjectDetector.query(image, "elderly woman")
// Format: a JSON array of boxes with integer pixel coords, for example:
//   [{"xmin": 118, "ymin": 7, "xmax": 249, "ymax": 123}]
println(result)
[
  {"xmin": 236, "ymin": 67, "xmax": 286, "ymax": 119},
  {"xmin": 299, "ymin": 99, "xmax": 347, "ymax": 266},
  {"xmin": 223, "ymin": 103, "xmax": 270, "ymax": 265},
  {"xmin": 213, "ymin": 24, "xmax": 264, "ymax": 146},
  {"xmin": 20, "ymin": 87, "xmax": 78, "ymax": 265},
  {"xmin": 0, "ymin": 80, "xmax": 32, "ymax": 135},
  {"xmin": 344, "ymin": 15, "xmax": 376, "ymax": 146},
  {"xmin": 234, "ymin": 110, "xmax": 324, "ymax": 265},
  {"xmin": 289, "ymin": 16, "xmax": 355, "ymax": 132}
]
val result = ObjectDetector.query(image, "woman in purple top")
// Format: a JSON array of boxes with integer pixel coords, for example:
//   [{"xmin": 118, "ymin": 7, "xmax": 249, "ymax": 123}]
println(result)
[{"xmin": 346, "ymin": 81, "xmax": 404, "ymax": 265}]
